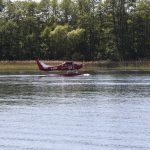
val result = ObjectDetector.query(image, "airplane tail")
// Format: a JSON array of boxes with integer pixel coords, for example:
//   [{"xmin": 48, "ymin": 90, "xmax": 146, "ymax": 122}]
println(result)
[
  {"xmin": 36, "ymin": 58, "xmax": 45, "ymax": 71},
  {"xmin": 36, "ymin": 58, "xmax": 51, "ymax": 71}
]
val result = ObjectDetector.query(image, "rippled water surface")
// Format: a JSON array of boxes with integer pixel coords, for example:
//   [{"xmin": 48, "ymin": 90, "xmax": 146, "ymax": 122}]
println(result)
[{"xmin": 0, "ymin": 72, "xmax": 150, "ymax": 150}]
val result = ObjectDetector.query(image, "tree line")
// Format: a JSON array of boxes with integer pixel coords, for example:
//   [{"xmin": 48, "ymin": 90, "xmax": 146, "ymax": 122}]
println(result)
[{"xmin": 0, "ymin": 0, "xmax": 150, "ymax": 61}]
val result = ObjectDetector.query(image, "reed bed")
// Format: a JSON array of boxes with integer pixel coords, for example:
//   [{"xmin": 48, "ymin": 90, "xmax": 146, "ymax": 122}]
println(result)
[{"xmin": 0, "ymin": 60, "xmax": 150, "ymax": 73}]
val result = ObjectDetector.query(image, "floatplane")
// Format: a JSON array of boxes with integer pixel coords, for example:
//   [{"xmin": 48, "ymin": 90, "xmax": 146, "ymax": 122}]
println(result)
[{"xmin": 36, "ymin": 58, "xmax": 83, "ymax": 76}]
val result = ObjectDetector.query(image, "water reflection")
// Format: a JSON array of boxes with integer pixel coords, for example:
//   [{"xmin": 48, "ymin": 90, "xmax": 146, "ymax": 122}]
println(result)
[
  {"xmin": 0, "ymin": 73, "xmax": 150, "ymax": 106},
  {"xmin": 0, "ymin": 72, "xmax": 150, "ymax": 150}
]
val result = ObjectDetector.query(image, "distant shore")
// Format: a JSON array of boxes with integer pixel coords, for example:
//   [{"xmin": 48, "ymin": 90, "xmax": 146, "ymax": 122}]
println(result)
[{"xmin": 0, "ymin": 60, "xmax": 150, "ymax": 73}]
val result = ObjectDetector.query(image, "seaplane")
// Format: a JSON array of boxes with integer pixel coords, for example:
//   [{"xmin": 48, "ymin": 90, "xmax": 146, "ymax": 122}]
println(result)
[{"xmin": 36, "ymin": 58, "xmax": 83, "ymax": 76}]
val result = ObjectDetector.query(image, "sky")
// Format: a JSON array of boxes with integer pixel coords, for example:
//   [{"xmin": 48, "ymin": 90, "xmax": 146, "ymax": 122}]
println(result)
[
  {"xmin": 3, "ymin": 0, "xmax": 41, "ymax": 2},
  {"xmin": 6, "ymin": 0, "xmax": 105, "ymax": 3}
]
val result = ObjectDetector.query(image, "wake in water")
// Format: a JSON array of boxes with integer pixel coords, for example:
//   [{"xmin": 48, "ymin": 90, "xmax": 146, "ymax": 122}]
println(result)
[{"xmin": 0, "ymin": 73, "xmax": 90, "ymax": 78}]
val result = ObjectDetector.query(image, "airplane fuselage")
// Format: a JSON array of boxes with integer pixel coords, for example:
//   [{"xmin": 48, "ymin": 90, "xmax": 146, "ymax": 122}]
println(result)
[{"xmin": 36, "ymin": 59, "xmax": 83, "ymax": 71}]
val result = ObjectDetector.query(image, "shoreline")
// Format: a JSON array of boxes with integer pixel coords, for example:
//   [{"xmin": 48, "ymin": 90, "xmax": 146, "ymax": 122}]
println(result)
[{"xmin": 0, "ymin": 60, "xmax": 150, "ymax": 73}]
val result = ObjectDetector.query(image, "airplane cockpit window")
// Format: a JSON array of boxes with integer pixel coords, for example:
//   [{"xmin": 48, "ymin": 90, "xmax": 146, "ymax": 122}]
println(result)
[{"xmin": 63, "ymin": 62, "xmax": 73, "ymax": 66}]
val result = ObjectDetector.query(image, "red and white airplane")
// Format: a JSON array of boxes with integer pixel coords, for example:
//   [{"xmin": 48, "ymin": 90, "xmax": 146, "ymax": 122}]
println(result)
[{"xmin": 36, "ymin": 59, "xmax": 83, "ymax": 75}]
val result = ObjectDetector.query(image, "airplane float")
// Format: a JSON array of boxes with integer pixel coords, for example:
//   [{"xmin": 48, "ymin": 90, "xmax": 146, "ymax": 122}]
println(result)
[{"xmin": 36, "ymin": 58, "xmax": 83, "ymax": 76}]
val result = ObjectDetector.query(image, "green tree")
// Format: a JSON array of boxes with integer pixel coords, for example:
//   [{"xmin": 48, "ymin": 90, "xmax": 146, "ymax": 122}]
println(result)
[
  {"xmin": 0, "ymin": 0, "xmax": 150, "ymax": 61},
  {"xmin": 67, "ymin": 28, "xmax": 85, "ymax": 60},
  {"xmin": 133, "ymin": 1, "xmax": 150, "ymax": 59},
  {"xmin": 49, "ymin": 25, "xmax": 70, "ymax": 59}
]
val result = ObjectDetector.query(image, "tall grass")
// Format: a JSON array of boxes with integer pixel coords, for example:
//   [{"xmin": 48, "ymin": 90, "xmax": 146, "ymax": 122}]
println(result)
[{"xmin": 0, "ymin": 60, "xmax": 150, "ymax": 73}]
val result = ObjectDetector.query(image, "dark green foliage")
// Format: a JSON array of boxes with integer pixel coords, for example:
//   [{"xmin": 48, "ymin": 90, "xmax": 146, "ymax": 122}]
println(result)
[{"xmin": 0, "ymin": 0, "xmax": 149, "ymax": 60}]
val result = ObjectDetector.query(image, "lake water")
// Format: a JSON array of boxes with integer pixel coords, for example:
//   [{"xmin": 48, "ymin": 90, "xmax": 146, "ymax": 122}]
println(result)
[{"xmin": 0, "ymin": 72, "xmax": 150, "ymax": 150}]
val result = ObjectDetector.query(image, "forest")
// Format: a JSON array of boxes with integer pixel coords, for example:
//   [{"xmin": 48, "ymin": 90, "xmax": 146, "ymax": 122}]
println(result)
[{"xmin": 0, "ymin": 0, "xmax": 150, "ymax": 61}]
